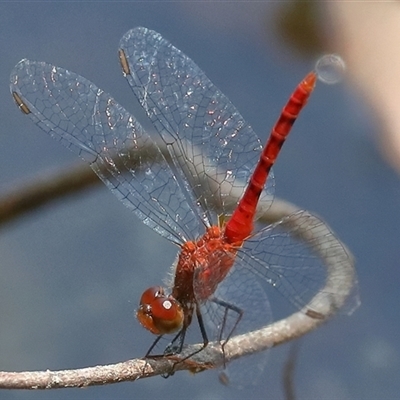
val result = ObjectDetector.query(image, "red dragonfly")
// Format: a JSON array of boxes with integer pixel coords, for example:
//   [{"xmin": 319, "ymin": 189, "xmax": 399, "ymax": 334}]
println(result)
[{"xmin": 10, "ymin": 27, "xmax": 357, "ymax": 381}]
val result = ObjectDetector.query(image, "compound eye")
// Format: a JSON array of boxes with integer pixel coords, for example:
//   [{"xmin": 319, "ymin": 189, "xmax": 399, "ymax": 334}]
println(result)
[
  {"xmin": 139, "ymin": 286, "xmax": 164, "ymax": 306},
  {"xmin": 137, "ymin": 286, "xmax": 184, "ymax": 335}
]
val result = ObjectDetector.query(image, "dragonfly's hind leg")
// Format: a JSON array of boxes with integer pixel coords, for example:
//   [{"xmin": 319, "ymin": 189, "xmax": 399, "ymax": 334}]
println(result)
[{"xmin": 209, "ymin": 296, "xmax": 244, "ymax": 368}]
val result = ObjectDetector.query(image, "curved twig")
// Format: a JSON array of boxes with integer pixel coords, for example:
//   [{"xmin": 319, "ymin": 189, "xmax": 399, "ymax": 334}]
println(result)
[
  {"xmin": 0, "ymin": 139, "xmax": 358, "ymax": 389},
  {"xmin": 0, "ymin": 162, "xmax": 98, "ymax": 227}
]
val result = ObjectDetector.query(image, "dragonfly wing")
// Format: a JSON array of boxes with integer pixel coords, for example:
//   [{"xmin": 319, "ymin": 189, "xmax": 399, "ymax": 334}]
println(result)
[
  {"xmin": 10, "ymin": 59, "xmax": 205, "ymax": 244},
  {"xmin": 119, "ymin": 27, "xmax": 275, "ymax": 225},
  {"xmin": 239, "ymin": 210, "xmax": 360, "ymax": 317},
  {"xmin": 196, "ymin": 249, "xmax": 272, "ymax": 387}
]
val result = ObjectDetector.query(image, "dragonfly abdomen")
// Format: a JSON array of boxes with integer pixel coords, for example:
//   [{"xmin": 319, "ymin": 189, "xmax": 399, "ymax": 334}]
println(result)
[{"xmin": 224, "ymin": 72, "xmax": 317, "ymax": 244}]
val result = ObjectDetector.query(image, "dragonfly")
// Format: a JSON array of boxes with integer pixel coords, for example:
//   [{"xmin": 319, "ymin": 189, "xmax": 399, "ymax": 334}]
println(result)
[{"xmin": 10, "ymin": 27, "xmax": 358, "ymax": 382}]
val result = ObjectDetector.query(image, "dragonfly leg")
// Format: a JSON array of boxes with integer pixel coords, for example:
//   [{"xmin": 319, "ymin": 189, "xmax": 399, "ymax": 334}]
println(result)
[
  {"xmin": 164, "ymin": 327, "xmax": 187, "ymax": 355},
  {"xmin": 145, "ymin": 334, "xmax": 164, "ymax": 357},
  {"xmin": 159, "ymin": 327, "xmax": 188, "ymax": 378},
  {"xmin": 209, "ymin": 296, "xmax": 243, "ymax": 368},
  {"xmin": 196, "ymin": 304, "xmax": 209, "ymax": 350},
  {"xmin": 165, "ymin": 304, "xmax": 210, "ymax": 376}
]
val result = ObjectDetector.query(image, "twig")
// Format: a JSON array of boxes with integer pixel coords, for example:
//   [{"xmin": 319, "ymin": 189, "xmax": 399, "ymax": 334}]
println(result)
[
  {"xmin": 0, "ymin": 162, "xmax": 98, "ymax": 227},
  {"xmin": 0, "ymin": 142, "xmax": 358, "ymax": 389}
]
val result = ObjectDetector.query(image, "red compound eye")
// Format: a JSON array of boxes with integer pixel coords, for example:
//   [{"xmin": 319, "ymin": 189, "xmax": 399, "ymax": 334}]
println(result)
[{"xmin": 137, "ymin": 286, "xmax": 184, "ymax": 335}]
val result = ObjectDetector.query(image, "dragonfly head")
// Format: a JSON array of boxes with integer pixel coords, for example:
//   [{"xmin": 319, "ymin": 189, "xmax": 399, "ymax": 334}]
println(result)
[{"xmin": 137, "ymin": 286, "xmax": 184, "ymax": 335}]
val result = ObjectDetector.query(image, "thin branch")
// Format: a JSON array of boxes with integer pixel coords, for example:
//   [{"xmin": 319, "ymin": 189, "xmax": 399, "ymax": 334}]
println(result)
[
  {"xmin": 0, "ymin": 142, "xmax": 161, "ymax": 228},
  {"xmin": 0, "ymin": 139, "xmax": 358, "ymax": 389},
  {"xmin": 0, "ymin": 162, "xmax": 98, "ymax": 226}
]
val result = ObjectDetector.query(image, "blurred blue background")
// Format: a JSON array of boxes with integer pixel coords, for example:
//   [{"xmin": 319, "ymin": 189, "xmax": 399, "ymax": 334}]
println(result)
[{"xmin": 0, "ymin": 2, "xmax": 399, "ymax": 399}]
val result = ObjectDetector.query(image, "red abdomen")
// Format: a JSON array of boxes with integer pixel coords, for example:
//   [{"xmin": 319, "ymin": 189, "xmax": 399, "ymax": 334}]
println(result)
[{"xmin": 224, "ymin": 72, "xmax": 317, "ymax": 244}]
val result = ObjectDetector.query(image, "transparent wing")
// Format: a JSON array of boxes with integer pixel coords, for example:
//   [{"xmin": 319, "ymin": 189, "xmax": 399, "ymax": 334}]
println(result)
[
  {"xmin": 239, "ymin": 210, "xmax": 360, "ymax": 317},
  {"xmin": 199, "ymin": 262, "xmax": 272, "ymax": 388},
  {"xmin": 10, "ymin": 59, "xmax": 206, "ymax": 244},
  {"xmin": 119, "ymin": 27, "xmax": 275, "ymax": 226},
  {"xmin": 194, "ymin": 210, "xmax": 359, "ymax": 387}
]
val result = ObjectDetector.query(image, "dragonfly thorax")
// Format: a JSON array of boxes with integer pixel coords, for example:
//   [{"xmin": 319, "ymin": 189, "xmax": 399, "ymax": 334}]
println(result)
[{"xmin": 172, "ymin": 226, "xmax": 238, "ymax": 305}]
